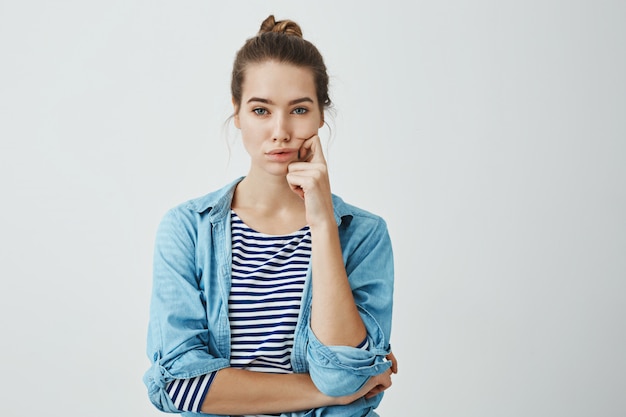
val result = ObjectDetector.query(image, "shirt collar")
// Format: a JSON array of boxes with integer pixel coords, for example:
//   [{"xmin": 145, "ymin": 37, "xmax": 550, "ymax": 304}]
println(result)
[{"xmin": 185, "ymin": 176, "xmax": 353, "ymax": 226}]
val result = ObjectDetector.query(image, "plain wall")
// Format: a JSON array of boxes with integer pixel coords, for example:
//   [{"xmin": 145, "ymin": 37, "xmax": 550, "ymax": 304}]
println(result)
[{"xmin": 1, "ymin": 1, "xmax": 625, "ymax": 416}]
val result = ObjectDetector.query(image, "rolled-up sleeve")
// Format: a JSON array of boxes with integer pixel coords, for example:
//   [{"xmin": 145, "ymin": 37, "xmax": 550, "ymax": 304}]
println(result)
[
  {"xmin": 307, "ymin": 216, "xmax": 394, "ymax": 397},
  {"xmin": 143, "ymin": 208, "xmax": 230, "ymax": 413}
]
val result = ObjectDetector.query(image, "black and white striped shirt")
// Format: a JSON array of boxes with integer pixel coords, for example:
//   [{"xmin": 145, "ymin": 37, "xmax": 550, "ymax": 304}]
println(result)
[{"xmin": 166, "ymin": 211, "xmax": 311, "ymax": 416}]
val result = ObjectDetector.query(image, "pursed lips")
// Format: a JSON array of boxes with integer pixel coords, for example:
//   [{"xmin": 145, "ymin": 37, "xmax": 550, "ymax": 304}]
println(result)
[
  {"xmin": 266, "ymin": 148, "xmax": 299, "ymax": 155},
  {"xmin": 265, "ymin": 148, "xmax": 299, "ymax": 162}
]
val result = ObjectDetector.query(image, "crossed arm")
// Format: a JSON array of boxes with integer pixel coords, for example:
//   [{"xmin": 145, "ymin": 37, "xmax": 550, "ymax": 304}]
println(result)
[{"xmin": 200, "ymin": 362, "xmax": 395, "ymax": 415}]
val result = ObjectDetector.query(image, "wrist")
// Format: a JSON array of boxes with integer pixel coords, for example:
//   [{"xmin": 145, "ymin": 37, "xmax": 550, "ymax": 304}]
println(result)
[{"xmin": 307, "ymin": 215, "xmax": 336, "ymax": 233}]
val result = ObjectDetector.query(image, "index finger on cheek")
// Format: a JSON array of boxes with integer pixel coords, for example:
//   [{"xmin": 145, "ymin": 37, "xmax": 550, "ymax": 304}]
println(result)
[
  {"xmin": 309, "ymin": 136, "xmax": 327, "ymax": 163},
  {"xmin": 298, "ymin": 144, "xmax": 312, "ymax": 161},
  {"xmin": 298, "ymin": 137, "xmax": 315, "ymax": 160}
]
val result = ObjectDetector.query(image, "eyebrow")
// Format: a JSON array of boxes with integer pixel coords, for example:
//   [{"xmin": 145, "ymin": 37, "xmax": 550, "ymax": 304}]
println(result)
[{"xmin": 246, "ymin": 97, "xmax": 315, "ymax": 105}]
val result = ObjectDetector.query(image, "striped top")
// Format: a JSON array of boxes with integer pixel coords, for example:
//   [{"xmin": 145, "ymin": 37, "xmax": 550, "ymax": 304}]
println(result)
[
  {"xmin": 166, "ymin": 211, "xmax": 368, "ymax": 415},
  {"xmin": 228, "ymin": 211, "xmax": 311, "ymax": 374},
  {"xmin": 166, "ymin": 211, "xmax": 311, "ymax": 416}
]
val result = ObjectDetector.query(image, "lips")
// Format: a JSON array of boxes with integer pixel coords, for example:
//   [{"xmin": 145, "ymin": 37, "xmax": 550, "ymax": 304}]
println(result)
[
  {"xmin": 265, "ymin": 148, "xmax": 299, "ymax": 162},
  {"xmin": 266, "ymin": 148, "xmax": 298, "ymax": 155}
]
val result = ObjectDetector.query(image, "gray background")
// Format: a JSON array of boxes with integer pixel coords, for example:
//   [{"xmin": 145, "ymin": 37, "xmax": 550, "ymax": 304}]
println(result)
[{"xmin": 1, "ymin": 1, "xmax": 625, "ymax": 416}]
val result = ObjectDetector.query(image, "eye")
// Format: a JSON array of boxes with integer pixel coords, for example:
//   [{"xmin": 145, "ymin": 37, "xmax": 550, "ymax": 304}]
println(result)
[
  {"xmin": 292, "ymin": 107, "xmax": 308, "ymax": 115},
  {"xmin": 253, "ymin": 108, "xmax": 268, "ymax": 116}
]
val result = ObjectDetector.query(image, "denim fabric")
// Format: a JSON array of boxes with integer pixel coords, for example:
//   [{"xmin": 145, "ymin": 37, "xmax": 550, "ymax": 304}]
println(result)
[{"xmin": 143, "ymin": 177, "xmax": 394, "ymax": 417}]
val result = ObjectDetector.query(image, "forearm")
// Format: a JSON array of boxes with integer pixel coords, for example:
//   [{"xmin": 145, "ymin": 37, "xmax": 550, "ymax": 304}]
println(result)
[
  {"xmin": 201, "ymin": 368, "xmax": 335, "ymax": 415},
  {"xmin": 309, "ymin": 222, "xmax": 366, "ymax": 346}
]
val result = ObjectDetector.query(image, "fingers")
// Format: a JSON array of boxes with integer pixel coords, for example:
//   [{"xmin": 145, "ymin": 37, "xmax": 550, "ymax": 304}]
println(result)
[
  {"xmin": 363, "ymin": 370, "xmax": 393, "ymax": 399},
  {"xmin": 297, "ymin": 134, "xmax": 325, "ymax": 164},
  {"xmin": 286, "ymin": 134, "xmax": 333, "ymax": 218},
  {"xmin": 364, "ymin": 386, "xmax": 386, "ymax": 399},
  {"xmin": 386, "ymin": 351, "xmax": 398, "ymax": 374},
  {"xmin": 287, "ymin": 135, "xmax": 328, "ymax": 189}
]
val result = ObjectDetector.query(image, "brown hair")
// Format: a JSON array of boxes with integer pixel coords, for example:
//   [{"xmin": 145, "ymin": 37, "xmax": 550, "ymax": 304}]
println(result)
[{"xmin": 231, "ymin": 15, "xmax": 331, "ymax": 114}]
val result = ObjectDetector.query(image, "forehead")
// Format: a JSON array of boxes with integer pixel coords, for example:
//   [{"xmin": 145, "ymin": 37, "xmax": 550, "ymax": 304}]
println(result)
[{"xmin": 241, "ymin": 61, "xmax": 317, "ymax": 102}]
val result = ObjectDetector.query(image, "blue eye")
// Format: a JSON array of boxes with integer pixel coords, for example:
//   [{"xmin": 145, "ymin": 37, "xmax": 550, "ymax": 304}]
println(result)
[
  {"xmin": 293, "ymin": 107, "xmax": 307, "ymax": 115},
  {"xmin": 253, "ymin": 108, "xmax": 268, "ymax": 116}
]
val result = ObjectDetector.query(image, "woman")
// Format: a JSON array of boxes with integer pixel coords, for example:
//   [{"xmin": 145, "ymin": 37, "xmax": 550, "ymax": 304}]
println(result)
[{"xmin": 144, "ymin": 15, "xmax": 396, "ymax": 417}]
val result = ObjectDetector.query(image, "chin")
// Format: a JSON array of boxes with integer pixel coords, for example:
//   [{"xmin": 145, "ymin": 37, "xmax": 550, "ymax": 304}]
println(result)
[{"xmin": 260, "ymin": 164, "xmax": 289, "ymax": 178}]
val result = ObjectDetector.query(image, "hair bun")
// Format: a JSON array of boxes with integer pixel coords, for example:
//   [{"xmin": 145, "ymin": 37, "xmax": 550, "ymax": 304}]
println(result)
[{"xmin": 258, "ymin": 15, "xmax": 303, "ymax": 38}]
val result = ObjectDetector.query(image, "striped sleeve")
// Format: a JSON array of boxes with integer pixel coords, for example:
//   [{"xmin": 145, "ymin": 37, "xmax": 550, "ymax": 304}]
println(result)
[
  {"xmin": 356, "ymin": 337, "xmax": 369, "ymax": 350},
  {"xmin": 165, "ymin": 372, "xmax": 216, "ymax": 413}
]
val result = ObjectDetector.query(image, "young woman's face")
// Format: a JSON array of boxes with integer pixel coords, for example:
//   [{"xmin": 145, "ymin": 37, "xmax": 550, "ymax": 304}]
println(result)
[{"xmin": 234, "ymin": 61, "xmax": 324, "ymax": 177}]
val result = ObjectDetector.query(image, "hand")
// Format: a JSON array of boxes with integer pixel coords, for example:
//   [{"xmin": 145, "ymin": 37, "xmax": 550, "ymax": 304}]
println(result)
[
  {"xmin": 386, "ymin": 351, "xmax": 399, "ymax": 374},
  {"xmin": 286, "ymin": 135, "xmax": 334, "ymax": 227},
  {"xmin": 335, "ymin": 367, "xmax": 394, "ymax": 406},
  {"xmin": 363, "ymin": 351, "xmax": 399, "ymax": 399},
  {"xmin": 335, "ymin": 351, "xmax": 399, "ymax": 405}
]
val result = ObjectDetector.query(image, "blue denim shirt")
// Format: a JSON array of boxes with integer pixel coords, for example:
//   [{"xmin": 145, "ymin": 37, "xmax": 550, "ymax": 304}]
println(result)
[{"xmin": 144, "ymin": 177, "xmax": 394, "ymax": 417}]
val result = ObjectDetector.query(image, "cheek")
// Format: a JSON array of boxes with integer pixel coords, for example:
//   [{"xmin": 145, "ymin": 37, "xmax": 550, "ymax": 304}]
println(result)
[
  {"xmin": 240, "ymin": 136, "xmax": 259, "ymax": 158},
  {"xmin": 239, "ymin": 125, "xmax": 267, "ymax": 152},
  {"xmin": 293, "ymin": 119, "xmax": 321, "ymax": 137}
]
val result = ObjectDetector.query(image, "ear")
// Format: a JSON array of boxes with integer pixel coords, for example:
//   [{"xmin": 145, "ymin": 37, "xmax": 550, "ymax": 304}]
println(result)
[
  {"xmin": 232, "ymin": 97, "xmax": 241, "ymax": 129},
  {"xmin": 319, "ymin": 113, "xmax": 324, "ymax": 128}
]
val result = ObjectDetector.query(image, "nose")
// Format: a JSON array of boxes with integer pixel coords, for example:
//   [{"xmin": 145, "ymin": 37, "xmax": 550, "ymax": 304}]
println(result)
[{"xmin": 272, "ymin": 115, "xmax": 290, "ymax": 142}]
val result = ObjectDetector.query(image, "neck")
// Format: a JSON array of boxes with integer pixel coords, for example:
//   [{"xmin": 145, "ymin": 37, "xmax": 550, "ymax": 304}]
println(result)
[
  {"xmin": 231, "ymin": 171, "xmax": 307, "ymax": 235},
  {"xmin": 233, "ymin": 172, "xmax": 303, "ymax": 211}
]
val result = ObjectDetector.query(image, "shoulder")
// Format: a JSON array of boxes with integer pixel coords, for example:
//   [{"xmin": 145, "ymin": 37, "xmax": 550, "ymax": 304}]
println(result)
[
  {"xmin": 331, "ymin": 194, "xmax": 388, "ymax": 230},
  {"xmin": 157, "ymin": 177, "xmax": 243, "ymax": 234},
  {"xmin": 332, "ymin": 195, "xmax": 394, "ymax": 268},
  {"xmin": 165, "ymin": 177, "xmax": 243, "ymax": 218}
]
